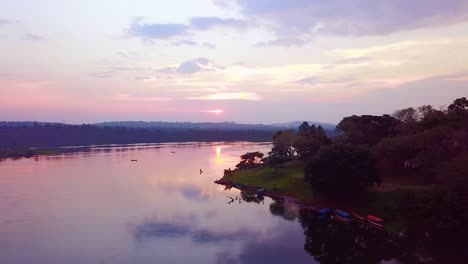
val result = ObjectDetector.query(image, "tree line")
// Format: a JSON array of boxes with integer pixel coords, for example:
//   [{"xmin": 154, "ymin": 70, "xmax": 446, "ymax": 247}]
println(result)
[
  {"xmin": 0, "ymin": 123, "xmax": 276, "ymax": 149},
  {"xmin": 237, "ymin": 97, "xmax": 468, "ymax": 195}
]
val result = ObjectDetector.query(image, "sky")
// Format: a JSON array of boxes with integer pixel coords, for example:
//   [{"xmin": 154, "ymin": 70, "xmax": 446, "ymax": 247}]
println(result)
[{"xmin": 1, "ymin": 0, "xmax": 468, "ymax": 124}]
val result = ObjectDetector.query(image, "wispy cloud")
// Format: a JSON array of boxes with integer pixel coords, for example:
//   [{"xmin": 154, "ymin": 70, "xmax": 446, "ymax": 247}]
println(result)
[
  {"xmin": 113, "ymin": 94, "xmax": 172, "ymax": 102},
  {"xmin": 202, "ymin": 42, "xmax": 216, "ymax": 49},
  {"xmin": 128, "ymin": 16, "xmax": 249, "ymax": 41},
  {"xmin": 187, "ymin": 92, "xmax": 262, "ymax": 101},
  {"xmin": 159, "ymin": 57, "xmax": 223, "ymax": 74},
  {"xmin": 23, "ymin": 34, "xmax": 46, "ymax": 41},
  {"xmin": 91, "ymin": 71, "xmax": 114, "ymax": 78},
  {"xmin": 221, "ymin": 0, "xmax": 468, "ymax": 46},
  {"xmin": 295, "ymin": 77, "xmax": 320, "ymax": 85}
]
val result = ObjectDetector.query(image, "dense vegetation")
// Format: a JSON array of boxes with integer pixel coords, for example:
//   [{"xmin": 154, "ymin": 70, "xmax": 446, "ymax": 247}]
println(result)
[{"xmin": 231, "ymin": 97, "xmax": 468, "ymax": 196}]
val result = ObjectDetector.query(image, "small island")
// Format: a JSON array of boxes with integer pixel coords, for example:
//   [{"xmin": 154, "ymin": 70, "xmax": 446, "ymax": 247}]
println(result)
[{"xmin": 217, "ymin": 97, "xmax": 468, "ymax": 232}]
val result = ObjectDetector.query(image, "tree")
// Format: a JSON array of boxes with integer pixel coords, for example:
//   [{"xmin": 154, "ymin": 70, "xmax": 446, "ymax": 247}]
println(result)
[
  {"xmin": 336, "ymin": 115, "xmax": 399, "ymax": 145},
  {"xmin": 294, "ymin": 122, "xmax": 330, "ymax": 160},
  {"xmin": 448, "ymin": 97, "xmax": 468, "ymax": 112},
  {"xmin": 304, "ymin": 144, "xmax": 380, "ymax": 195},
  {"xmin": 236, "ymin": 151, "xmax": 264, "ymax": 168},
  {"xmin": 393, "ymin": 107, "xmax": 419, "ymax": 123},
  {"xmin": 268, "ymin": 130, "xmax": 297, "ymax": 164}
]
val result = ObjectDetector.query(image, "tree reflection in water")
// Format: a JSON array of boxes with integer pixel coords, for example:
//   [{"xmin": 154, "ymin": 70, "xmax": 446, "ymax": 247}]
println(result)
[{"xmin": 250, "ymin": 196, "xmax": 467, "ymax": 264}]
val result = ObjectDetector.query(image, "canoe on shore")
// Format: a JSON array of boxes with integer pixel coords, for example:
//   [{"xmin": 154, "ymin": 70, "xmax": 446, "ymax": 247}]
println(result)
[{"xmin": 367, "ymin": 215, "xmax": 384, "ymax": 223}]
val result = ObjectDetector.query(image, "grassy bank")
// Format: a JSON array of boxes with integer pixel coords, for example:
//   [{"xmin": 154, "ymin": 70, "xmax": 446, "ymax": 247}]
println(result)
[
  {"xmin": 222, "ymin": 161, "xmax": 316, "ymax": 202},
  {"xmin": 218, "ymin": 163, "xmax": 448, "ymax": 232},
  {"xmin": 0, "ymin": 148, "xmax": 63, "ymax": 160}
]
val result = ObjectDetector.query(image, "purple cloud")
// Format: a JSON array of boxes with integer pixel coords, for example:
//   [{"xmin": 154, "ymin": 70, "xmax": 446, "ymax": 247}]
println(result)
[
  {"xmin": 128, "ymin": 16, "xmax": 249, "ymax": 41},
  {"xmin": 129, "ymin": 20, "xmax": 188, "ymax": 40},
  {"xmin": 225, "ymin": 0, "xmax": 468, "ymax": 46},
  {"xmin": 190, "ymin": 16, "xmax": 248, "ymax": 30},
  {"xmin": 159, "ymin": 57, "xmax": 223, "ymax": 74},
  {"xmin": 0, "ymin": 19, "xmax": 11, "ymax": 26}
]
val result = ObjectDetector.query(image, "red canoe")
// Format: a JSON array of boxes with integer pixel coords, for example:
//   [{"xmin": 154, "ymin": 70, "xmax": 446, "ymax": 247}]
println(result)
[{"xmin": 367, "ymin": 215, "xmax": 384, "ymax": 223}]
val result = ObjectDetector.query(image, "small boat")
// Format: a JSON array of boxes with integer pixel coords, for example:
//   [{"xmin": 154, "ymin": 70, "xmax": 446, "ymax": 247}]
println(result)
[
  {"xmin": 351, "ymin": 211, "xmax": 366, "ymax": 222},
  {"xmin": 319, "ymin": 208, "xmax": 331, "ymax": 215},
  {"xmin": 131, "ymin": 159, "xmax": 137, "ymax": 162},
  {"xmin": 367, "ymin": 215, "xmax": 384, "ymax": 223},
  {"xmin": 334, "ymin": 210, "xmax": 352, "ymax": 224},
  {"xmin": 335, "ymin": 210, "xmax": 351, "ymax": 218},
  {"xmin": 334, "ymin": 214, "xmax": 352, "ymax": 224}
]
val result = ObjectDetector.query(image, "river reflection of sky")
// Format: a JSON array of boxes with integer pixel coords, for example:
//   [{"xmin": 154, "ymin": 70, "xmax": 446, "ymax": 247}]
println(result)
[{"xmin": 1, "ymin": 142, "xmax": 320, "ymax": 264}]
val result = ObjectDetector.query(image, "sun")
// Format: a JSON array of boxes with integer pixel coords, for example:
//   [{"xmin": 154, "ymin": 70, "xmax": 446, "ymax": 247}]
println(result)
[{"xmin": 212, "ymin": 109, "xmax": 223, "ymax": 114}]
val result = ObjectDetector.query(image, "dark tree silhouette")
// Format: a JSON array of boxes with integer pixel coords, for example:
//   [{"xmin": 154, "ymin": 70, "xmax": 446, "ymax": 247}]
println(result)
[{"xmin": 304, "ymin": 144, "xmax": 380, "ymax": 195}]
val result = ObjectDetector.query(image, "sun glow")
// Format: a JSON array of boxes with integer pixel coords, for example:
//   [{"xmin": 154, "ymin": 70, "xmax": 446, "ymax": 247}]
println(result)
[{"xmin": 201, "ymin": 109, "xmax": 224, "ymax": 114}]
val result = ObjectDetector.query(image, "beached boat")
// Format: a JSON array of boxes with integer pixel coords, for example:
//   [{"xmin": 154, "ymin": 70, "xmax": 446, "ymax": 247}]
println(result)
[
  {"xmin": 334, "ymin": 210, "xmax": 352, "ymax": 223},
  {"xmin": 367, "ymin": 215, "xmax": 384, "ymax": 223},
  {"xmin": 367, "ymin": 215, "xmax": 384, "ymax": 229}
]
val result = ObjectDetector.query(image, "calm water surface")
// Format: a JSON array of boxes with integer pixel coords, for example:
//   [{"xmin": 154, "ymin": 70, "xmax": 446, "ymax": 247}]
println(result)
[{"xmin": 0, "ymin": 142, "xmax": 316, "ymax": 264}]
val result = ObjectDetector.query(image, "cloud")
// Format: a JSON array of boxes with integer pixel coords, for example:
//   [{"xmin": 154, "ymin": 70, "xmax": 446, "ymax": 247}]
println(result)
[
  {"xmin": 335, "ymin": 56, "xmax": 372, "ymax": 64},
  {"xmin": 0, "ymin": 19, "xmax": 11, "ymax": 26},
  {"xmin": 23, "ymin": 34, "xmax": 46, "ymax": 41},
  {"xmin": 189, "ymin": 16, "xmax": 248, "ymax": 30},
  {"xmin": 113, "ymin": 94, "xmax": 172, "ymax": 102},
  {"xmin": 159, "ymin": 57, "xmax": 222, "ymax": 74},
  {"xmin": 295, "ymin": 77, "xmax": 320, "ymax": 85},
  {"xmin": 91, "ymin": 71, "xmax": 114, "ymax": 78},
  {"xmin": 128, "ymin": 18, "xmax": 188, "ymax": 40},
  {"xmin": 255, "ymin": 37, "xmax": 309, "ymax": 47},
  {"xmin": 202, "ymin": 42, "xmax": 216, "ymax": 49},
  {"xmin": 173, "ymin": 39, "xmax": 198, "ymax": 46},
  {"xmin": 128, "ymin": 16, "xmax": 249, "ymax": 40},
  {"xmin": 187, "ymin": 92, "xmax": 262, "ymax": 101},
  {"xmin": 225, "ymin": 0, "xmax": 468, "ymax": 45}
]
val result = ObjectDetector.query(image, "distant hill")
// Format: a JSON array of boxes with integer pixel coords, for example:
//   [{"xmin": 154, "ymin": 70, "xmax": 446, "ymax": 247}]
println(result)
[
  {"xmin": 94, "ymin": 121, "xmax": 336, "ymax": 132},
  {"xmin": 0, "ymin": 121, "xmax": 337, "ymax": 148}
]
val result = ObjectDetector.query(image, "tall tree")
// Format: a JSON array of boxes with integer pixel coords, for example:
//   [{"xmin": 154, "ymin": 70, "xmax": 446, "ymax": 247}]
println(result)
[{"xmin": 268, "ymin": 130, "xmax": 297, "ymax": 164}]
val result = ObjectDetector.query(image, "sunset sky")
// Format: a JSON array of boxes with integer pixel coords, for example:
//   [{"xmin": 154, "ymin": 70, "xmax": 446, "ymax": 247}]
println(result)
[{"xmin": 1, "ymin": 0, "xmax": 468, "ymax": 124}]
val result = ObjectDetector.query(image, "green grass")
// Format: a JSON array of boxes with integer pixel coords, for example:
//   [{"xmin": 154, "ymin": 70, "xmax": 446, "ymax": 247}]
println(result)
[
  {"xmin": 221, "ymin": 161, "xmax": 453, "ymax": 232},
  {"xmin": 222, "ymin": 163, "xmax": 316, "ymax": 202}
]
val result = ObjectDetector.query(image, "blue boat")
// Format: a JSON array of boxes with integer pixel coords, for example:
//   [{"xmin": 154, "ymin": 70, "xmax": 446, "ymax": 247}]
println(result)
[
  {"xmin": 319, "ymin": 208, "xmax": 331, "ymax": 215},
  {"xmin": 334, "ymin": 210, "xmax": 351, "ymax": 218}
]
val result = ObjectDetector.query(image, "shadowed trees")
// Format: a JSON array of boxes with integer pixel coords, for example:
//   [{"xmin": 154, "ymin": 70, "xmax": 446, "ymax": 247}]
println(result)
[
  {"xmin": 336, "ymin": 115, "xmax": 399, "ymax": 145},
  {"xmin": 294, "ymin": 122, "xmax": 331, "ymax": 160},
  {"xmin": 304, "ymin": 144, "xmax": 380, "ymax": 195},
  {"xmin": 267, "ymin": 130, "xmax": 297, "ymax": 164}
]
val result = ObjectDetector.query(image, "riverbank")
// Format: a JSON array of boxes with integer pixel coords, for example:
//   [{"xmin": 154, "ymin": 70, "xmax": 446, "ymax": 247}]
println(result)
[
  {"xmin": 0, "ymin": 148, "xmax": 63, "ymax": 160},
  {"xmin": 215, "ymin": 163, "xmax": 450, "ymax": 232}
]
